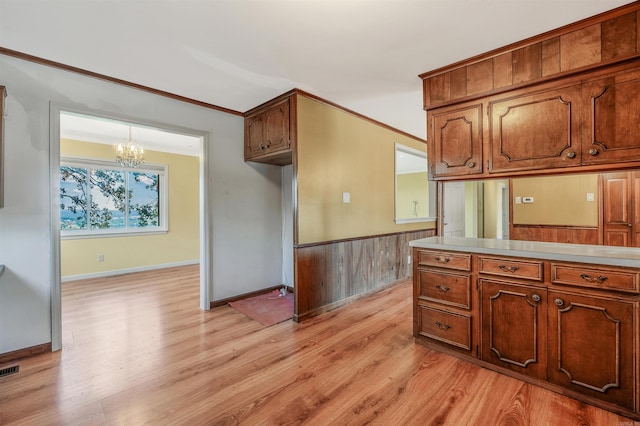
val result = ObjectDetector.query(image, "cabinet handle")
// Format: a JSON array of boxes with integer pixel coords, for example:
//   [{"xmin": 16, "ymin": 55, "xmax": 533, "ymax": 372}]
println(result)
[
  {"xmin": 531, "ymin": 294, "xmax": 541, "ymax": 302},
  {"xmin": 435, "ymin": 321, "xmax": 451, "ymax": 331},
  {"xmin": 588, "ymin": 148, "xmax": 599, "ymax": 156},
  {"xmin": 580, "ymin": 273, "xmax": 608, "ymax": 284},
  {"xmin": 468, "ymin": 162, "xmax": 476, "ymax": 168},
  {"xmin": 259, "ymin": 144, "xmax": 265, "ymax": 150},
  {"xmin": 434, "ymin": 256, "xmax": 450, "ymax": 264},
  {"xmin": 555, "ymin": 298, "xmax": 564, "ymax": 307},
  {"xmin": 435, "ymin": 285, "xmax": 450, "ymax": 292},
  {"xmin": 565, "ymin": 151, "xmax": 576, "ymax": 159},
  {"xmin": 498, "ymin": 265, "xmax": 519, "ymax": 273}
]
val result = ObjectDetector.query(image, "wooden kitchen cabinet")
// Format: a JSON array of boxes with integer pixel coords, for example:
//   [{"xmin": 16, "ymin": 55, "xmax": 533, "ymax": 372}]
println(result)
[
  {"xmin": 480, "ymin": 279, "xmax": 547, "ymax": 380},
  {"xmin": 428, "ymin": 103, "xmax": 483, "ymax": 178},
  {"xmin": 244, "ymin": 95, "xmax": 294, "ymax": 165},
  {"xmin": 412, "ymin": 240, "xmax": 640, "ymax": 420},
  {"xmin": 548, "ymin": 290, "xmax": 635, "ymax": 410},
  {"xmin": 582, "ymin": 66, "xmax": 640, "ymax": 165},
  {"xmin": 413, "ymin": 249, "xmax": 476, "ymax": 356},
  {"xmin": 488, "ymin": 84, "xmax": 582, "ymax": 173}
]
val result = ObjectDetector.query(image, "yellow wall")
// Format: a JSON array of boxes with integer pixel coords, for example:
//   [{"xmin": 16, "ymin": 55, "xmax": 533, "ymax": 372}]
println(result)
[
  {"xmin": 60, "ymin": 139, "xmax": 199, "ymax": 278},
  {"xmin": 296, "ymin": 95, "xmax": 435, "ymax": 244},
  {"xmin": 396, "ymin": 172, "xmax": 429, "ymax": 219},
  {"xmin": 512, "ymin": 174, "xmax": 598, "ymax": 226}
]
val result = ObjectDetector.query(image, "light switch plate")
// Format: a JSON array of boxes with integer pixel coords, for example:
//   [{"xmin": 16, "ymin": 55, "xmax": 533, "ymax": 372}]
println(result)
[
  {"xmin": 342, "ymin": 192, "xmax": 350, "ymax": 203},
  {"xmin": 586, "ymin": 192, "xmax": 595, "ymax": 202},
  {"xmin": 515, "ymin": 196, "xmax": 522, "ymax": 204}
]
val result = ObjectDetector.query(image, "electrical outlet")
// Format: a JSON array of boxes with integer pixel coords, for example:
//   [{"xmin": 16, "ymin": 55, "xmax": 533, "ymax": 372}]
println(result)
[
  {"xmin": 407, "ymin": 255, "xmax": 411, "ymax": 264},
  {"xmin": 98, "ymin": 254, "xmax": 104, "ymax": 262}
]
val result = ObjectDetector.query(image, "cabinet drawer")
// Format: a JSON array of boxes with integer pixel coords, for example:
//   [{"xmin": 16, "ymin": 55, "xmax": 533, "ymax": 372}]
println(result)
[
  {"xmin": 418, "ymin": 269, "xmax": 471, "ymax": 309},
  {"xmin": 551, "ymin": 263, "xmax": 640, "ymax": 293},
  {"xmin": 417, "ymin": 305, "xmax": 471, "ymax": 350},
  {"xmin": 479, "ymin": 256, "xmax": 543, "ymax": 281},
  {"xmin": 417, "ymin": 250, "xmax": 471, "ymax": 271}
]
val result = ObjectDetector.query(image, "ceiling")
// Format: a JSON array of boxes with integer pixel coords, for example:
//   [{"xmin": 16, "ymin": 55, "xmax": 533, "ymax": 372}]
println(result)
[{"xmin": 0, "ymin": 0, "xmax": 634, "ymax": 140}]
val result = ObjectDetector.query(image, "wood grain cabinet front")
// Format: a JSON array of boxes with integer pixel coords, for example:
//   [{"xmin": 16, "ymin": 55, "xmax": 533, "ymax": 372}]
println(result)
[
  {"xmin": 551, "ymin": 262, "xmax": 640, "ymax": 294},
  {"xmin": 582, "ymin": 66, "xmax": 640, "ymax": 165},
  {"xmin": 244, "ymin": 96, "xmax": 293, "ymax": 165},
  {"xmin": 417, "ymin": 305, "xmax": 472, "ymax": 350},
  {"xmin": 479, "ymin": 256, "xmax": 544, "ymax": 281},
  {"xmin": 416, "ymin": 249, "xmax": 471, "ymax": 271},
  {"xmin": 417, "ymin": 269, "xmax": 471, "ymax": 309},
  {"xmin": 488, "ymin": 84, "xmax": 582, "ymax": 173},
  {"xmin": 480, "ymin": 279, "xmax": 547, "ymax": 380},
  {"xmin": 548, "ymin": 291, "xmax": 636, "ymax": 411},
  {"xmin": 429, "ymin": 103, "xmax": 483, "ymax": 178}
]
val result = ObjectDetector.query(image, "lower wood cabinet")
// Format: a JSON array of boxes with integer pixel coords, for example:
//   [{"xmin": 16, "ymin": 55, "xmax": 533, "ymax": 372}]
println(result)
[
  {"xmin": 480, "ymin": 279, "xmax": 547, "ymax": 380},
  {"xmin": 413, "ymin": 247, "xmax": 640, "ymax": 419},
  {"xmin": 548, "ymin": 290, "xmax": 635, "ymax": 410}
]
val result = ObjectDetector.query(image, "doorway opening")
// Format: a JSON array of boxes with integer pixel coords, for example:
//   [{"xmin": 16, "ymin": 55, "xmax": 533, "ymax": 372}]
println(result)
[{"xmin": 50, "ymin": 106, "xmax": 210, "ymax": 351}]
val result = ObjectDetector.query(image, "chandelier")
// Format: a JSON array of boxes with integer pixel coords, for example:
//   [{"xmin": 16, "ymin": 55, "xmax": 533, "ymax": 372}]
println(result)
[{"xmin": 115, "ymin": 126, "xmax": 145, "ymax": 168}]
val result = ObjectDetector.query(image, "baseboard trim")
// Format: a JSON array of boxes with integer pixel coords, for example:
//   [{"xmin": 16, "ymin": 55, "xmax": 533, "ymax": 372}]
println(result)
[
  {"xmin": 0, "ymin": 342, "xmax": 52, "ymax": 365},
  {"xmin": 61, "ymin": 260, "xmax": 200, "ymax": 282},
  {"xmin": 210, "ymin": 285, "xmax": 289, "ymax": 308},
  {"xmin": 293, "ymin": 276, "xmax": 410, "ymax": 323}
]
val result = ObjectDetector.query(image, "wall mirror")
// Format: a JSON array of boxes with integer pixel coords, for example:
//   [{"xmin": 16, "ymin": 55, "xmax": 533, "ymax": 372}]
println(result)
[
  {"xmin": 395, "ymin": 143, "xmax": 436, "ymax": 224},
  {"xmin": 441, "ymin": 170, "xmax": 640, "ymax": 248}
]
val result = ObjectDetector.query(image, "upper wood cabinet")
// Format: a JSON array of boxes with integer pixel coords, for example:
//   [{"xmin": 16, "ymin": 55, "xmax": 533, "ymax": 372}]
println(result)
[
  {"xmin": 583, "ymin": 66, "xmax": 640, "ymax": 165},
  {"xmin": 428, "ymin": 103, "xmax": 483, "ymax": 178},
  {"xmin": 426, "ymin": 61, "xmax": 640, "ymax": 180},
  {"xmin": 489, "ymin": 84, "xmax": 582, "ymax": 173},
  {"xmin": 244, "ymin": 94, "xmax": 295, "ymax": 166}
]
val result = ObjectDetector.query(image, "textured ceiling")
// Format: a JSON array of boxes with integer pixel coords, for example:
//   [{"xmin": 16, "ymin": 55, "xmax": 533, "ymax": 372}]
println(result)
[{"xmin": 0, "ymin": 0, "xmax": 633, "ymax": 139}]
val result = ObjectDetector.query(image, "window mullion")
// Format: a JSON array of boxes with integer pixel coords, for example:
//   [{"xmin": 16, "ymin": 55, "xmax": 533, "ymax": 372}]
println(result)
[
  {"xmin": 86, "ymin": 168, "xmax": 92, "ymax": 229},
  {"xmin": 125, "ymin": 172, "xmax": 130, "ymax": 229}
]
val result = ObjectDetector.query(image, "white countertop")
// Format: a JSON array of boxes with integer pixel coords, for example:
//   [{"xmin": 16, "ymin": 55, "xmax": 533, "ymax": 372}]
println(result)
[{"xmin": 409, "ymin": 237, "xmax": 640, "ymax": 268}]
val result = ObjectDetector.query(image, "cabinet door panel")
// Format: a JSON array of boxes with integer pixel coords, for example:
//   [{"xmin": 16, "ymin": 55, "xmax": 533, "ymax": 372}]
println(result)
[
  {"xmin": 489, "ymin": 85, "xmax": 581, "ymax": 172},
  {"xmin": 245, "ymin": 114, "xmax": 265, "ymax": 158},
  {"xmin": 430, "ymin": 104, "xmax": 483, "ymax": 178},
  {"xmin": 583, "ymin": 68, "xmax": 640, "ymax": 164},
  {"xmin": 548, "ymin": 291, "xmax": 635, "ymax": 410},
  {"xmin": 263, "ymin": 99, "xmax": 290, "ymax": 152},
  {"xmin": 480, "ymin": 280, "xmax": 547, "ymax": 379}
]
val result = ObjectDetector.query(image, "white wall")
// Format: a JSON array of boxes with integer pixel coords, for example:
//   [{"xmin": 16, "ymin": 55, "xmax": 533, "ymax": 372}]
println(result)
[
  {"xmin": 0, "ymin": 55, "xmax": 283, "ymax": 354},
  {"xmin": 281, "ymin": 165, "xmax": 293, "ymax": 287}
]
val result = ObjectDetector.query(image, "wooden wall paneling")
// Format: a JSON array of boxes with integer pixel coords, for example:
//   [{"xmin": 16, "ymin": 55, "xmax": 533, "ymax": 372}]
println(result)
[
  {"xmin": 466, "ymin": 59, "xmax": 494, "ymax": 96},
  {"xmin": 512, "ymin": 43, "xmax": 542, "ymax": 84},
  {"xmin": 346, "ymin": 238, "xmax": 375, "ymax": 297},
  {"xmin": 560, "ymin": 24, "xmax": 602, "ymax": 71},
  {"xmin": 601, "ymin": 12, "xmax": 637, "ymax": 61},
  {"xmin": 450, "ymin": 68, "xmax": 467, "ymax": 99},
  {"xmin": 493, "ymin": 52, "xmax": 513, "ymax": 89},
  {"xmin": 430, "ymin": 73, "xmax": 451, "ymax": 104},
  {"xmin": 295, "ymin": 245, "xmax": 327, "ymax": 316},
  {"xmin": 638, "ymin": 10, "xmax": 640, "ymax": 53},
  {"xmin": 541, "ymin": 38, "xmax": 561, "ymax": 77},
  {"xmin": 294, "ymin": 230, "xmax": 435, "ymax": 321}
]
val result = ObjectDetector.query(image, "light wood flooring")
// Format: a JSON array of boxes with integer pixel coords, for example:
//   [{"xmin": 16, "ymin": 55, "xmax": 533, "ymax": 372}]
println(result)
[{"xmin": 0, "ymin": 265, "xmax": 633, "ymax": 425}]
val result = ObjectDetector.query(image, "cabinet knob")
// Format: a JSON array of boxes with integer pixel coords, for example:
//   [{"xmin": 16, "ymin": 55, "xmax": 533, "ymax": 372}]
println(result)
[
  {"xmin": 531, "ymin": 294, "xmax": 541, "ymax": 302},
  {"xmin": 435, "ymin": 285, "xmax": 450, "ymax": 292},
  {"xmin": 565, "ymin": 151, "xmax": 576, "ymax": 159},
  {"xmin": 554, "ymin": 298, "xmax": 564, "ymax": 307},
  {"xmin": 468, "ymin": 162, "xmax": 476, "ymax": 168},
  {"xmin": 588, "ymin": 148, "xmax": 599, "ymax": 156}
]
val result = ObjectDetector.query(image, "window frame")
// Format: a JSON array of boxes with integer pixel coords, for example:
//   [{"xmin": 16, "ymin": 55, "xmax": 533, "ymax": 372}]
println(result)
[{"xmin": 60, "ymin": 157, "xmax": 169, "ymax": 239}]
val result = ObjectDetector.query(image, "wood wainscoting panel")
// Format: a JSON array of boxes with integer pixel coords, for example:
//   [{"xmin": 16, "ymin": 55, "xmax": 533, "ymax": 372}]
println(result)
[{"xmin": 295, "ymin": 229, "xmax": 435, "ymax": 321}]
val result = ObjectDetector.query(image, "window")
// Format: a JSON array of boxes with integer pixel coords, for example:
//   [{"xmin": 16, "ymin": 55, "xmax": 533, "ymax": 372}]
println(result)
[
  {"xmin": 394, "ymin": 143, "xmax": 436, "ymax": 224},
  {"xmin": 60, "ymin": 158, "xmax": 167, "ymax": 238}
]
